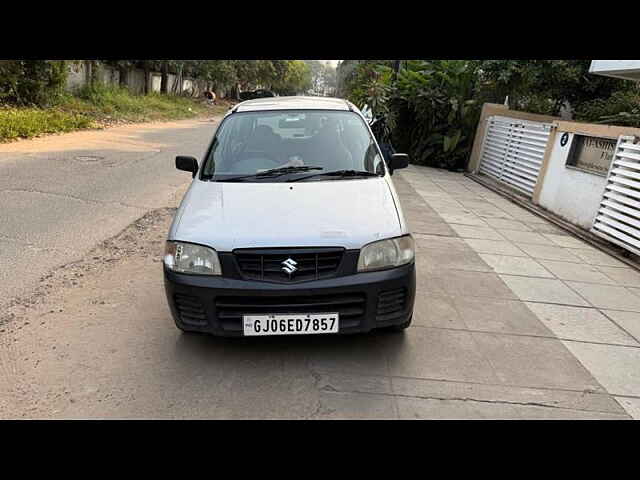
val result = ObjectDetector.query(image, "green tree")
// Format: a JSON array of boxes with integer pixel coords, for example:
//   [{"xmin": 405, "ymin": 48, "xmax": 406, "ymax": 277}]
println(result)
[
  {"xmin": 272, "ymin": 60, "xmax": 312, "ymax": 95},
  {"xmin": 339, "ymin": 59, "xmax": 640, "ymax": 171},
  {"xmin": 194, "ymin": 60, "xmax": 238, "ymax": 94},
  {"xmin": 477, "ymin": 60, "xmax": 631, "ymax": 115},
  {"xmin": 305, "ymin": 60, "xmax": 325, "ymax": 95},
  {"xmin": 393, "ymin": 60, "xmax": 481, "ymax": 169},
  {"xmin": 321, "ymin": 62, "xmax": 337, "ymax": 96},
  {"xmin": 341, "ymin": 60, "xmax": 481, "ymax": 170},
  {"xmin": 0, "ymin": 60, "xmax": 67, "ymax": 106}
]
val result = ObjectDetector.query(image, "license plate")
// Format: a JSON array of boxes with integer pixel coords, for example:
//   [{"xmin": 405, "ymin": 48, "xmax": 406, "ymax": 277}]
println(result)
[{"xmin": 243, "ymin": 313, "xmax": 339, "ymax": 336}]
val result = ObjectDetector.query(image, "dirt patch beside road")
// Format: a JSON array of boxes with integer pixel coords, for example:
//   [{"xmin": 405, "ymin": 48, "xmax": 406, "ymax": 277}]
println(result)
[
  {"xmin": 0, "ymin": 207, "xmax": 177, "ymax": 418},
  {"xmin": 0, "ymin": 207, "xmax": 175, "ymax": 329}
]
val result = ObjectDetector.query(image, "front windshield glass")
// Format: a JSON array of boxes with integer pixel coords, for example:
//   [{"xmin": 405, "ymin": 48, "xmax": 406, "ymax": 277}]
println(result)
[{"xmin": 201, "ymin": 110, "xmax": 385, "ymax": 181}]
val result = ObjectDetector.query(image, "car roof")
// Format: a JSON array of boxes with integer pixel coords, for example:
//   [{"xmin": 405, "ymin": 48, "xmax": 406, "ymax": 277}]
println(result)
[{"xmin": 231, "ymin": 96, "xmax": 356, "ymax": 113}]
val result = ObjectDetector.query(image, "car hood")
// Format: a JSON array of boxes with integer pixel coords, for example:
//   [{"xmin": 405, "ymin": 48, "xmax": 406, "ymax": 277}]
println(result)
[{"xmin": 169, "ymin": 177, "xmax": 403, "ymax": 251}]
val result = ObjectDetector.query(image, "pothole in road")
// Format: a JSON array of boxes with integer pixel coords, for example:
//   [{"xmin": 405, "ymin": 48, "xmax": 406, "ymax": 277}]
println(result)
[
  {"xmin": 73, "ymin": 155, "xmax": 119, "ymax": 167},
  {"xmin": 74, "ymin": 155, "xmax": 104, "ymax": 163}
]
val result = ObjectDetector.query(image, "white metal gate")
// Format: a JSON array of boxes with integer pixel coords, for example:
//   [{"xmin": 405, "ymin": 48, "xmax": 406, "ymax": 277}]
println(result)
[
  {"xmin": 592, "ymin": 135, "xmax": 640, "ymax": 255},
  {"xmin": 477, "ymin": 115, "xmax": 553, "ymax": 197}
]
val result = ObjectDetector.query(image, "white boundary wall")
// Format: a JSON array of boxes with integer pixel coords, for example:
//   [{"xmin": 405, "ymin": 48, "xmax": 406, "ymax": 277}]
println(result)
[
  {"xmin": 469, "ymin": 104, "xmax": 640, "ymax": 256},
  {"xmin": 537, "ymin": 131, "xmax": 610, "ymax": 229},
  {"xmin": 65, "ymin": 63, "xmax": 213, "ymax": 97}
]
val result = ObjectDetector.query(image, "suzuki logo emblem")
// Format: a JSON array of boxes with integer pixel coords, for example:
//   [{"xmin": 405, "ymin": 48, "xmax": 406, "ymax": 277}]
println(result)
[{"xmin": 281, "ymin": 258, "xmax": 298, "ymax": 276}]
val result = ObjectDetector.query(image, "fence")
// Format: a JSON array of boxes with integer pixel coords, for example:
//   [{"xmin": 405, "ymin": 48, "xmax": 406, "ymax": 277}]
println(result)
[
  {"xmin": 591, "ymin": 136, "xmax": 640, "ymax": 254},
  {"xmin": 477, "ymin": 115, "xmax": 553, "ymax": 197},
  {"xmin": 468, "ymin": 103, "xmax": 640, "ymax": 258},
  {"xmin": 65, "ymin": 62, "xmax": 219, "ymax": 97}
]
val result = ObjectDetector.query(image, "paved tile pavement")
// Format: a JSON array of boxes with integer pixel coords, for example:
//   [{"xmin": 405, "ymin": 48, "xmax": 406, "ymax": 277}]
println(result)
[{"xmin": 391, "ymin": 165, "xmax": 640, "ymax": 419}]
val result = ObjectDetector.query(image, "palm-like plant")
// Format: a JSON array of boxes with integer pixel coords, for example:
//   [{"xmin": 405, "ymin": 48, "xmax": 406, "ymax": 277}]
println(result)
[{"xmin": 394, "ymin": 60, "xmax": 480, "ymax": 169}]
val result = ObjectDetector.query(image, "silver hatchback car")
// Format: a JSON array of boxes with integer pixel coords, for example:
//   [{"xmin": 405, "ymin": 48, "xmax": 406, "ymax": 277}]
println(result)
[{"xmin": 163, "ymin": 96, "xmax": 415, "ymax": 337}]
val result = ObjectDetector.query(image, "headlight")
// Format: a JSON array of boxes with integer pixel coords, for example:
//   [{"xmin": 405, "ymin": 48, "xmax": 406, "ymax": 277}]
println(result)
[
  {"xmin": 357, "ymin": 235, "xmax": 415, "ymax": 272},
  {"xmin": 164, "ymin": 241, "xmax": 221, "ymax": 275}
]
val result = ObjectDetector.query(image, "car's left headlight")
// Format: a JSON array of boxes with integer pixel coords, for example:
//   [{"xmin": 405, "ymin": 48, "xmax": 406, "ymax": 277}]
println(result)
[
  {"xmin": 357, "ymin": 234, "xmax": 415, "ymax": 272},
  {"xmin": 164, "ymin": 241, "xmax": 221, "ymax": 275}
]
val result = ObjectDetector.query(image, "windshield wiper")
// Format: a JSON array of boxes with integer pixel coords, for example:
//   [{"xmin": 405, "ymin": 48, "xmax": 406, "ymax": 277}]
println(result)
[
  {"xmin": 214, "ymin": 165, "xmax": 323, "ymax": 182},
  {"xmin": 288, "ymin": 170, "xmax": 380, "ymax": 182}
]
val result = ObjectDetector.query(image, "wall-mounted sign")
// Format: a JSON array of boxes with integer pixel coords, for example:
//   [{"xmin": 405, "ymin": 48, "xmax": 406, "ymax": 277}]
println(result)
[
  {"xmin": 566, "ymin": 134, "xmax": 617, "ymax": 176},
  {"xmin": 560, "ymin": 132, "xmax": 569, "ymax": 147}
]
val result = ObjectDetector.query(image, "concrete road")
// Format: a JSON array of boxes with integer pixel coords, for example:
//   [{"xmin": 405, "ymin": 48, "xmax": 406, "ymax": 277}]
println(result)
[
  {"xmin": 1, "ymin": 125, "xmax": 640, "ymax": 418},
  {"xmin": 0, "ymin": 117, "xmax": 220, "ymax": 307}
]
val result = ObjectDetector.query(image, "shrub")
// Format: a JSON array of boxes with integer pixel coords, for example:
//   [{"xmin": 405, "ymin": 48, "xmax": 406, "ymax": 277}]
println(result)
[
  {"xmin": 347, "ymin": 62, "xmax": 396, "ymax": 141},
  {"xmin": 0, "ymin": 84, "xmax": 215, "ymax": 142},
  {"xmin": 0, "ymin": 60, "xmax": 67, "ymax": 106},
  {"xmin": 392, "ymin": 60, "xmax": 481, "ymax": 170},
  {"xmin": 574, "ymin": 89, "xmax": 640, "ymax": 127},
  {"xmin": 0, "ymin": 107, "xmax": 93, "ymax": 141},
  {"xmin": 69, "ymin": 84, "xmax": 207, "ymax": 121},
  {"xmin": 342, "ymin": 60, "xmax": 482, "ymax": 170}
]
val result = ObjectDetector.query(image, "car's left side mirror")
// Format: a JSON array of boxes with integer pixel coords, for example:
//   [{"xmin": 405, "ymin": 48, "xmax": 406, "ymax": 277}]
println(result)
[
  {"xmin": 176, "ymin": 156, "xmax": 198, "ymax": 178},
  {"xmin": 390, "ymin": 153, "xmax": 409, "ymax": 172}
]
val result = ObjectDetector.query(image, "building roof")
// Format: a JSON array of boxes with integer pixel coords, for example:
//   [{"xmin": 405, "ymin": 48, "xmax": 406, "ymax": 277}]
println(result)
[
  {"xmin": 232, "ymin": 96, "xmax": 353, "ymax": 113},
  {"xmin": 590, "ymin": 60, "xmax": 640, "ymax": 82}
]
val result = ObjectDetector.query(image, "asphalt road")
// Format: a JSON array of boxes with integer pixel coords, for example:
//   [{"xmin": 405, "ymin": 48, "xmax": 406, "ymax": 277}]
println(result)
[{"xmin": 0, "ymin": 117, "xmax": 220, "ymax": 308}]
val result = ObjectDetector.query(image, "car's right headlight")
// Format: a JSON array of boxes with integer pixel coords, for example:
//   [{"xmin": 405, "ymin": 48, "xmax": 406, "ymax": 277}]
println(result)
[
  {"xmin": 357, "ymin": 234, "xmax": 415, "ymax": 272},
  {"xmin": 164, "ymin": 241, "xmax": 221, "ymax": 275}
]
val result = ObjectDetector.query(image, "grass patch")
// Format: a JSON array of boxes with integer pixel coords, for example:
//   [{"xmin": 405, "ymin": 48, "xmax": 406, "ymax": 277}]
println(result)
[
  {"xmin": 0, "ymin": 107, "xmax": 94, "ymax": 142},
  {"xmin": 0, "ymin": 85, "xmax": 230, "ymax": 143}
]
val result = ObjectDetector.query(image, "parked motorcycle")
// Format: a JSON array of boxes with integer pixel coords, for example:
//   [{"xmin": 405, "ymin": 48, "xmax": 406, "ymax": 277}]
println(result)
[{"xmin": 361, "ymin": 105, "xmax": 397, "ymax": 170}]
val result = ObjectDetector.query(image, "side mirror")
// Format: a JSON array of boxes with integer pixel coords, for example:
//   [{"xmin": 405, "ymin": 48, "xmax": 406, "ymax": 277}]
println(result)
[
  {"xmin": 390, "ymin": 153, "xmax": 409, "ymax": 172},
  {"xmin": 176, "ymin": 156, "xmax": 198, "ymax": 178}
]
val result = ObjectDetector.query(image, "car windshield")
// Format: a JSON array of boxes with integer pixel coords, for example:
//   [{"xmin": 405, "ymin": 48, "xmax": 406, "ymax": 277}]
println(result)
[{"xmin": 201, "ymin": 109, "xmax": 386, "ymax": 181}]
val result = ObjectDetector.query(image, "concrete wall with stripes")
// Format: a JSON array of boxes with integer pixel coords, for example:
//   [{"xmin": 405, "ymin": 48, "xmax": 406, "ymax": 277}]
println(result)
[
  {"xmin": 469, "ymin": 104, "xmax": 640, "ymax": 238},
  {"xmin": 536, "ymin": 122, "xmax": 640, "ymax": 230},
  {"xmin": 66, "ymin": 63, "xmax": 217, "ymax": 97}
]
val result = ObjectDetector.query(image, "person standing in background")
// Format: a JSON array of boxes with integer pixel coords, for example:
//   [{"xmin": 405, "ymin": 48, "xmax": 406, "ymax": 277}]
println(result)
[{"xmin": 204, "ymin": 90, "xmax": 216, "ymax": 105}]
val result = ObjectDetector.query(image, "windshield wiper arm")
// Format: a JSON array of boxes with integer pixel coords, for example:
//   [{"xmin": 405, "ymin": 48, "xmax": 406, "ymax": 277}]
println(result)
[
  {"xmin": 288, "ymin": 170, "xmax": 380, "ymax": 182},
  {"xmin": 214, "ymin": 165, "xmax": 323, "ymax": 182}
]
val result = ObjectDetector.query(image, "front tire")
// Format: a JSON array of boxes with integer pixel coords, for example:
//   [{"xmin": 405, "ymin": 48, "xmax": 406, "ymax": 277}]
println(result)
[
  {"xmin": 387, "ymin": 314, "xmax": 412, "ymax": 332},
  {"xmin": 173, "ymin": 319, "xmax": 201, "ymax": 335}
]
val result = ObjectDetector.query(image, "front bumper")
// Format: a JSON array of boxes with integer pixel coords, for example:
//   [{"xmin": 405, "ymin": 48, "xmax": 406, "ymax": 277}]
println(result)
[{"xmin": 164, "ymin": 263, "xmax": 416, "ymax": 337}]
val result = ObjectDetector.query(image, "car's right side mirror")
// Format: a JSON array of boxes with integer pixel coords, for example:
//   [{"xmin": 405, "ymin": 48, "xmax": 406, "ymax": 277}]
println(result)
[
  {"xmin": 176, "ymin": 155, "xmax": 199, "ymax": 178},
  {"xmin": 390, "ymin": 153, "xmax": 409, "ymax": 171}
]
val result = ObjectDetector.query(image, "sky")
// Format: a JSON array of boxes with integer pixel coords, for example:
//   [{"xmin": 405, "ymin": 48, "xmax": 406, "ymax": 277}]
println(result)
[{"xmin": 322, "ymin": 60, "xmax": 340, "ymax": 68}]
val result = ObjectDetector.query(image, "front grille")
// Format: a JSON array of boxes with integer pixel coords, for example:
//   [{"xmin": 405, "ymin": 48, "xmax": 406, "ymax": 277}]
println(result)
[
  {"xmin": 234, "ymin": 247, "xmax": 345, "ymax": 283},
  {"xmin": 215, "ymin": 293, "xmax": 366, "ymax": 330},
  {"xmin": 174, "ymin": 294, "xmax": 207, "ymax": 326},
  {"xmin": 376, "ymin": 288, "xmax": 407, "ymax": 322}
]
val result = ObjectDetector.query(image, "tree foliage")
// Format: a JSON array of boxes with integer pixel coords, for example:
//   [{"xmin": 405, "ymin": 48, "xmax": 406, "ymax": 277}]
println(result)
[
  {"xmin": 0, "ymin": 60, "xmax": 68, "ymax": 106},
  {"xmin": 394, "ymin": 60, "xmax": 481, "ymax": 169},
  {"xmin": 305, "ymin": 61, "xmax": 337, "ymax": 96},
  {"xmin": 340, "ymin": 60, "xmax": 481, "ymax": 170},
  {"xmin": 476, "ymin": 60, "xmax": 631, "ymax": 115},
  {"xmin": 0, "ymin": 60, "xmax": 315, "ymax": 107},
  {"xmin": 272, "ymin": 60, "xmax": 312, "ymax": 95},
  {"xmin": 186, "ymin": 60, "xmax": 311, "ymax": 96},
  {"xmin": 339, "ymin": 59, "xmax": 640, "ymax": 171},
  {"xmin": 574, "ymin": 88, "xmax": 640, "ymax": 126}
]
